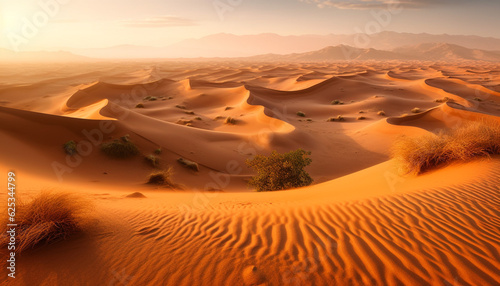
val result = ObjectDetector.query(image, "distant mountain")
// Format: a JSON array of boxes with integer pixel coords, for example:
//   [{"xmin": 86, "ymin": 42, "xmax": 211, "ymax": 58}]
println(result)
[
  {"xmin": 0, "ymin": 49, "xmax": 89, "ymax": 62},
  {"xmin": 244, "ymin": 44, "xmax": 500, "ymax": 62},
  {"xmin": 393, "ymin": 43, "xmax": 500, "ymax": 61},
  {"xmin": 66, "ymin": 32, "xmax": 500, "ymax": 59}
]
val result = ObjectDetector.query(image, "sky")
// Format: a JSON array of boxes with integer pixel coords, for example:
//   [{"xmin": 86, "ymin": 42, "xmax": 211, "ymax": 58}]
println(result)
[{"xmin": 1, "ymin": 0, "xmax": 500, "ymax": 51}]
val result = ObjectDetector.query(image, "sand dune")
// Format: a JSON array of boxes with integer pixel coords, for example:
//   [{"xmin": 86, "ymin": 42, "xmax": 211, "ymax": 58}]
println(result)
[{"xmin": 0, "ymin": 61, "xmax": 499, "ymax": 285}]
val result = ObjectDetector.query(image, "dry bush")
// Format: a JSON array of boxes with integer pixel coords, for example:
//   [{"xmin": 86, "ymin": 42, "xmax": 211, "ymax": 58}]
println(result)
[
  {"xmin": 1, "ymin": 192, "xmax": 90, "ymax": 253},
  {"xmin": 392, "ymin": 120, "xmax": 500, "ymax": 175},
  {"xmin": 100, "ymin": 136, "xmax": 139, "ymax": 159},
  {"xmin": 147, "ymin": 168, "xmax": 176, "ymax": 187}
]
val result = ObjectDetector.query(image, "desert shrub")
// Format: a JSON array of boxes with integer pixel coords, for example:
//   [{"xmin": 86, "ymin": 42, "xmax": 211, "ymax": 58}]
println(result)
[
  {"xmin": 100, "ymin": 136, "xmax": 139, "ymax": 158},
  {"xmin": 473, "ymin": 97, "xmax": 483, "ymax": 102},
  {"xmin": 357, "ymin": 116, "xmax": 366, "ymax": 120},
  {"xmin": 224, "ymin": 117, "xmax": 237, "ymax": 125},
  {"xmin": 147, "ymin": 168, "xmax": 175, "ymax": 187},
  {"xmin": 63, "ymin": 140, "xmax": 77, "ymax": 155},
  {"xmin": 194, "ymin": 117, "xmax": 202, "ymax": 121},
  {"xmin": 177, "ymin": 119, "xmax": 193, "ymax": 125},
  {"xmin": 306, "ymin": 118, "xmax": 313, "ymax": 122},
  {"xmin": 246, "ymin": 149, "xmax": 313, "ymax": 192},
  {"xmin": 185, "ymin": 110, "xmax": 195, "ymax": 115},
  {"xmin": 175, "ymin": 105, "xmax": 186, "ymax": 109},
  {"xmin": 331, "ymin": 100, "xmax": 344, "ymax": 105},
  {"xmin": 328, "ymin": 115, "xmax": 345, "ymax": 122},
  {"xmin": 411, "ymin": 107, "xmax": 421, "ymax": 113},
  {"xmin": 435, "ymin": 97, "xmax": 450, "ymax": 103},
  {"xmin": 359, "ymin": 110, "xmax": 366, "ymax": 114},
  {"xmin": 297, "ymin": 111, "xmax": 306, "ymax": 117},
  {"xmin": 145, "ymin": 155, "xmax": 159, "ymax": 167},
  {"xmin": 0, "ymin": 192, "xmax": 89, "ymax": 253},
  {"xmin": 154, "ymin": 148, "xmax": 162, "ymax": 155},
  {"xmin": 392, "ymin": 120, "xmax": 500, "ymax": 175},
  {"xmin": 135, "ymin": 103, "xmax": 145, "ymax": 108},
  {"xmin": 377, "ymin": 111, "xmax": 386, "ymax": 116},
  {"xmin": 225, "ymin": 106, "xmax": 234, "ymax": 110},
  {"xmin": 148, "ymin": 97, "xmax": 157, "ymax": 101},
  {"xmin": 177, "ymin": 158, "xmax": 199, "ymax": 171}
]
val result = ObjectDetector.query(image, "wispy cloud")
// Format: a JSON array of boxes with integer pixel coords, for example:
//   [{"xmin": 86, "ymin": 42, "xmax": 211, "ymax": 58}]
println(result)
[
  {"xmin": 121, "ymin": 16, "xmax": 196, "ymax": 28},
  {"xmin": 300, "ymin": 0, "xmax": 462, "ymax": 10}
]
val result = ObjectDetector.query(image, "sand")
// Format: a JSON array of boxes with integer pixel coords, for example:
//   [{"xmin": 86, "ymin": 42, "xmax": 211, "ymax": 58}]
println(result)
[{"xmin": 0, "ymin": 61, "xmax": 499, "ymax": 285}]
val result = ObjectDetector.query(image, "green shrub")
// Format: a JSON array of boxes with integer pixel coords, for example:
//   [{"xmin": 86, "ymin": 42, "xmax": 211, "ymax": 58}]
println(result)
[
  {"xmin": 63, "ymin": 140, "xmax": 78, "ymax": 155},
  {"xmin": 246, "ymin": 149, "xmax": 313, "ymax": 192},
  {"xmin": 297, "ymin": 111, "xmax": 306, "ymax": 117},
  {"xmin": 100, "ymin": 137, "xmax": 139, "ymax": 158},
  {"xmin": 154, "ymin": 148, "xmax": 162, "ymax": 155}
]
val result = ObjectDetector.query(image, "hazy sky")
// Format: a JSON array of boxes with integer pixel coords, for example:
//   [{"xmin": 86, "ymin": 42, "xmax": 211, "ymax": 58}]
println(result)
[{"xmin": 1, "ymin": 0, "xmax": 499, "ymax": 51}]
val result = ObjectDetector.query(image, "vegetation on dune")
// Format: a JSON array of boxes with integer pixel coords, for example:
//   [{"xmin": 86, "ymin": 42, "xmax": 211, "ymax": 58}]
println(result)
[
  {"xmin": 145, "ymin": 154, "xmax": 160, "ymax": 167},
  {"xmin": 411, "ymin": 107, "xmax": 421, "ymax": 113},
  {"xmin": 224, "ymin": 117, "xmax": 237, "ymax": 125},
  {"xmin": 246, "ymin": 149, "xmax": 313, "ymax": 192},
  {"xmin": 392, "ymin": 120, "xmax": 500, "ymax": 175},
  {"xmin": 331, "ymin": 100, "xmax": 344, "ymax": 105},
  {"xmin": 147, "ymin": 168, "xmax": 176, "ymax": 187},
  {"xmin": 1, "ymin": 192, "xmax": 90, "ymax": 253},
  {"xmin": 177, "ymin": 158, "xmax": 200, "ymax": 172},
  {"xmin": 100, "ymin": 136, "xmax": 139, "ymax": 158},
  {"xmin": 377, "ymin": 111, "xmax": 386, "ymax": 116},
  {"xmin": 297, "ymin": 111, "xmax": 306, "ymax": 117},
  {"xmin": 63, "ymin": 140, "xmax": 78, "ymax": 155},
  {"xmin": 135, "ymin": 103, "xmax": 145, "ymax": 108}
]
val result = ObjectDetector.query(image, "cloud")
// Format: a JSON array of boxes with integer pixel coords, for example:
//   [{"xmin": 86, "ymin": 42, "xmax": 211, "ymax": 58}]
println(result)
[
  {"xmin": 300, "ymin": 0, "xmax": 463, "ymax": 10},
  {"xmin": 121, "ymin": 16, "xmax": 196, "ymax": 28}
]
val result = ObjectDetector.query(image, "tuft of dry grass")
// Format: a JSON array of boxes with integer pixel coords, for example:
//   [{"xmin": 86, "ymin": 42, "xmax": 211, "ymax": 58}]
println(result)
[
  {"xmin": 392, "ymin": 120, "xmax": 500, "ymax": 175},
  {"xmin": 145, "ymin": 154, "xmax": 159, "ymax": 167},
  {"xmin": 411, "ymin": 107, "xmax": 421, "ymax": 113},
  {"xmin": 1, "ymin": 192, "xmax": 90, "ymax": 253},
  {"xmin": 147, "ymin": 168, "xmax": 176, "ymax": 187},
  {"xmin": 377, "ymin": 111, "xmax": 386, "ymax": 116},
  {"xmin": 224, "ymin": 117, "xmax": 237, "ymax": 125},
  {"xmin": 356, "ymin": 116, "xmax": 366, "ymax": 120}
]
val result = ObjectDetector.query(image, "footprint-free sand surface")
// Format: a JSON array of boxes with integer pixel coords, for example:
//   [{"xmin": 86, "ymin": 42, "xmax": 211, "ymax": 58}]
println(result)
[{"xmin": 0, "ymin": 61, "xmax": 499, "ymax": 285}]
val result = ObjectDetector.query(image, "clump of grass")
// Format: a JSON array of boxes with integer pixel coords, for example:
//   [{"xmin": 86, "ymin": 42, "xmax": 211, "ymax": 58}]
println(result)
[
  {"xmin": 357, "ymin": 116, "xmax": 366, "ymax": 120},
  {"xmin": 435, "ymin": 97, "xmax": 450, "ymax": 103},
  {"xmin": 145, "ymin": 155, "xmax": 159, "ymax": 167},
  {"xmin": 331, "ymin": 100, "xmax": 344, "ymax": 105},
  {"xmin": 224, "ymin": 117, "xmax": 237, "ymax": 125},
  {"xmin": 473, "ymin": 97, "xmax": 483, "ymax": 102},
  {"xmin": 177, "ymin": 158, "xmax": 199, "ymax": 171},
  {"xmin": 63, "ymin": 140, "xmax": 78, "ymax": 155},
  {"xmin": 177, "ymin": 119, "xmax": 193, "ymax": 125},
  {"xmin": 297, "ymin": 111, "xmax": 306, "ymax": 117},
  {"xmin": 214, "ymin": 115, "xmax": 225, "ymax": 120},
  {"xmin": 184, "ymin": 110, "xmax": 195, "ymax": 115},
  {"xmin": 359, "ymin": 110, "xmax": 366, "ymax": 114},
  {"xmin": 148, "ymin": 97, "xmax": 157, "ymax": 101},
  {"xmin": 411, "ymin": 107, "xmax": 421, "ymax": 113},
  {"xmin": 392, "ymin": 120, "xmax": 500, "ymax": 175},
  {"xmin": 225, "ymin": 106, "xmax": 234, "ymax": 111},
  {"xmin": 0, "ymin": 192, "xmax": 90, "ymax": 253},
  {"xmin": 194, "ymin": 117, "xmax": 202, "ymax": 121},
  {"xmin": 175, "ymin": 105, "xmax": 186, "ymax": 109},
  {"xmin": 328, "ymin": 115, "xmax": 345, "ymax": 122},
  {"xmin": 377, "ymin": 111, "xmax": 386, "ymax": 116},
  {"xmin": 154, "ymin": 148, "xmax": 162, "ymax": 155},
  {"xmin": 147, "ymin": 168, "xmax": 176, "ymax": 187},
  {"xmin": 306, "ymin": 118, "xmax": 313, "ymax": 122},
  {"xmin": 135, "ymin": 103, "xmax": 145, "ymax": 108},
  {"xmin": 100, "ymin": 136, "xmax": 139, "ymax": 158}
]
